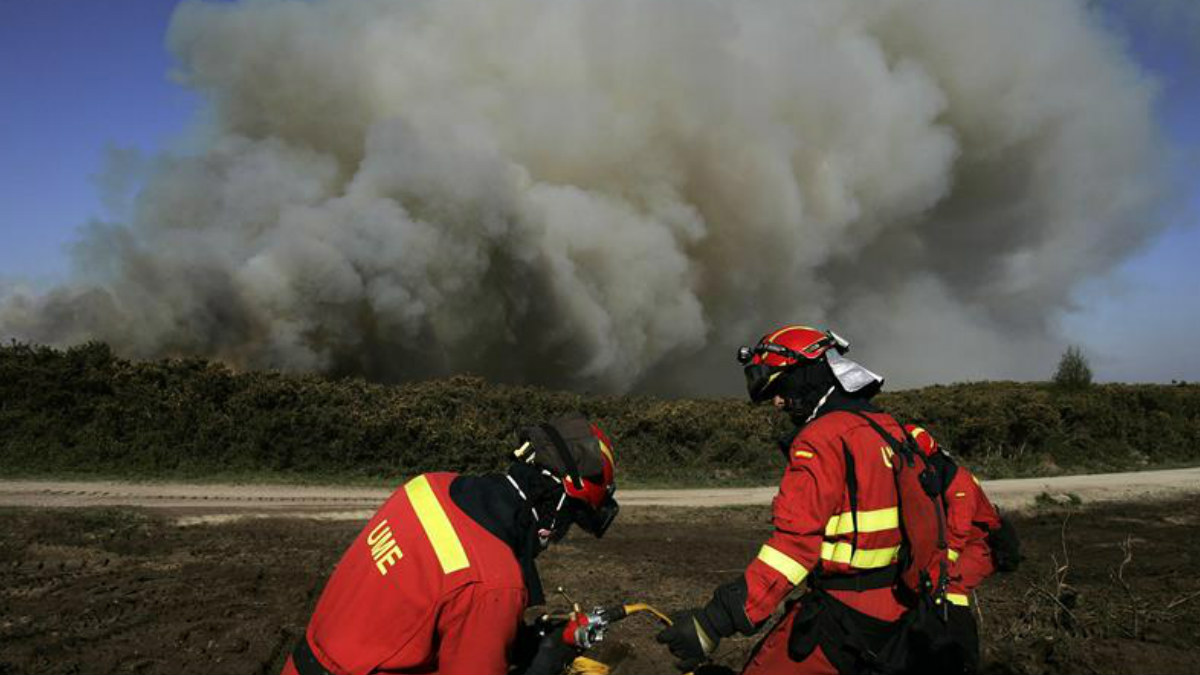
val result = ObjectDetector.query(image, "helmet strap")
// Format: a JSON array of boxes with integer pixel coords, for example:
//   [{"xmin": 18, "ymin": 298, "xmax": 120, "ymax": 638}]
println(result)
[
  {"xmin": 505, "ymin": 473, "xmax": 539, "ymax": 522},
  {"xmin": 800, "ymin": 386, "xmax": 837, "ymax": 424},
  {"xmin": 539, "ymin": 491, "xmax": 569, "ymax": 547}
]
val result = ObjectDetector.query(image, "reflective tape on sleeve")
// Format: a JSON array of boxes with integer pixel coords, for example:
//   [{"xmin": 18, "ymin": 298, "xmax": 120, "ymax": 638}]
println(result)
[
  {"xmin": 948, "ymin": 548, "xmax": 961, "ymax": 563},
  {"xmin": 406, "ymin": 475, "xmax": 470, "ymax": 574},
  {"xmin": 947, "ymin": 593, "xmax": 970, "ymax": 607},
  {"xmin": 756, "ymin": 544, "xmax": 809, "ymax": 585}
]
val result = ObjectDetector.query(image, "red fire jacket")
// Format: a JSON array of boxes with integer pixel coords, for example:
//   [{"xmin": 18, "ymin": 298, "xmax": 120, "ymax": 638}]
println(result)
[
  {"xmin": 283, "ymin": 473, "xmax": 528, "ymax": 675},
  {"xmin": 743, "ymin": 410, "xmax": 908, "ymax": 625},
  {"xmin": 944, "ymin": 467, "xmax": 1002, "ymax": 607}
]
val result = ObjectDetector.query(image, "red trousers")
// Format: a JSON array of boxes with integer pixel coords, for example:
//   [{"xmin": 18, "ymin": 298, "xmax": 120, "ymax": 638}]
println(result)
[{"xmin": 741, "ymin": 588, "xmax": 905, "ymax": 675}]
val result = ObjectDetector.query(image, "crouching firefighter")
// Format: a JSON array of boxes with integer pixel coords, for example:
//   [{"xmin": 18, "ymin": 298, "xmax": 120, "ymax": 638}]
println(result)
[
  {"xmin": 282, "ymin": 413, "xmax": 619, "ymax": 675},
  {"xmin": 655, "ymin": 325, "xmax": 973, "ymax": 675},
  {"xmin": 904, "ymin": 425, "xmax": 1021, "ymax": 673}
]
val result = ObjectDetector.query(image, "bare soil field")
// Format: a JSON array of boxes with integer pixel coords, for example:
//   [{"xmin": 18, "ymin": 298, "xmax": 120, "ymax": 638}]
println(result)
[{"xmin": 2, "ymin": 498, "xmax": 1199, "ymax": 675}]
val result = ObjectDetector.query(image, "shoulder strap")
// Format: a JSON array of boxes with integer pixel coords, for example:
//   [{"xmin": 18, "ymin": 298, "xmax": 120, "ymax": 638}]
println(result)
[{"xmin": 840, "ymin": 440, "xmax": 860, "ymax": 551}]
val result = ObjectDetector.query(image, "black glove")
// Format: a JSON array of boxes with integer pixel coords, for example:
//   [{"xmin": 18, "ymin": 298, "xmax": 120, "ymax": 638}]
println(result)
[
  {"xmin": 656, "ymin": 609, "xmax": 717, "ymax": 673},
  {"xmin": 987, "ymin": 515, "xmax": 1021, "ymax": 572},
  {"xmin": 515, "ymin": 618, "xmax": 579, "ymax": 675},
  {"xmin": 657, "ymin": 579, "xmax": 757, "ymax": 672}
]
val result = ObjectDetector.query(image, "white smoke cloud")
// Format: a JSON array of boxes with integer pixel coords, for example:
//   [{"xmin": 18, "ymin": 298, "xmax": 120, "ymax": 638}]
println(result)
[{"xmin": 0, "ymin": 0, "xmax": 1173, "ymax": 393}]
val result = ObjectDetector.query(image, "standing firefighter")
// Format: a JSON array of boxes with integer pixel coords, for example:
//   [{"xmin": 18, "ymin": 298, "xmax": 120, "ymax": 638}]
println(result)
[
  {"xmin": 656, "ymin": 324, "xmax": 964, "ymax": 675},
  {"xmin": 283, "ymin": 413, "xmax": 619, "ymax": 675}
]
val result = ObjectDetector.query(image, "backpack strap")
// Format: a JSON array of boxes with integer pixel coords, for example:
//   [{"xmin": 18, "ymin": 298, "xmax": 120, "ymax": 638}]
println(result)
[{"xmin": 841, "ymin": 440, "xmax": 860, "ymax": 553}]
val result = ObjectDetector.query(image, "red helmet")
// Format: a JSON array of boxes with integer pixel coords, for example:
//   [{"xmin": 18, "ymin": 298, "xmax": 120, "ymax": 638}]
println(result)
[
  {"xmin": 566, "ymin": 423, "xmax": 616, "ymax": 509},
  {"xmin": 737, "ymin": 325, "xmax": 848, "ymax": 402},
  {"xmin": 516, "ymin": 415, "xmax": 618, "ymax": 537},
  {"xmin": 904, "ymin": 424, "xmax": 938, "ymax": 457}
]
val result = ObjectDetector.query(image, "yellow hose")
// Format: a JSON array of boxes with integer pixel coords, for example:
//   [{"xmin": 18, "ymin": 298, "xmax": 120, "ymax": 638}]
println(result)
[
  {"xmin": 568, "ymin": 656, "xmax": 610, "ymax": 675},
  {"xmin": 563, "ymin": 603, "xmax": 683, "ymax": 675},
  {"xmin": 621, "ymin": 603, "xmax": 673, "ymax": 626}
]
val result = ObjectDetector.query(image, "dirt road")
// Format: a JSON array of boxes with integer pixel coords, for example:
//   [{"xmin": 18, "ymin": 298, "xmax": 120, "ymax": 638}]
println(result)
[{"xmin": 1, "ymin": 466, "xmax": 1198, "ymax": 523}]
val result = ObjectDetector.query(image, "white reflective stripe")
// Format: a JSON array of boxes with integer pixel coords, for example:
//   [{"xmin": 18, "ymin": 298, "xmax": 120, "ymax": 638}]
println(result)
[
  {"xmin": 820, "ymin": 541, "xmax": 900, "ymax": 569},
  {"xmin": 947, "ymin": 593, "xmax": 970, "ymax": 607},
  {"xmin": 823, "ymin": 507, "xmax": 900, "ymax": 537},
  {"xmin": 756, "ymin": 544, "xmax": 809, "ymax": 585},
  {"xmin": 948, "ymin": 548, "xmax": 961, "ymax": 563}
]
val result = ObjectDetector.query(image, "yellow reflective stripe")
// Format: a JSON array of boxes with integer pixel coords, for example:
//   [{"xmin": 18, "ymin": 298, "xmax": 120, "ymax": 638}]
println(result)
[
  {"xmin": 823, "ymin": 507, "xmax": 900, "ymax": 537},
  {"xmin": 948, "ymin": 548, "xmax": 961, "ymax": 563},
  {"xmin": 794, "ymin": 449, "xmax": 814, "ymax": 459},
  {"xmin": 597, "ymin": 438, "xmax": 615, "ymax": 467},
  {"xmin": 767, "ymin": 325, "xmax": 817, "ymax": 343},
  {"xmin": 947, "ymin": 593, "xmax": 970, "ymax": 607},
  {"xmin": 756, "ymin": 544, "xmax": 809, "ymax": 585},
  {"xmin": 405, "ymin": 475, "xmax": 470, "ymax": 574},
  {"xmin": 820, "ymin": 541, "xmax": 900, "ymax": 569}
]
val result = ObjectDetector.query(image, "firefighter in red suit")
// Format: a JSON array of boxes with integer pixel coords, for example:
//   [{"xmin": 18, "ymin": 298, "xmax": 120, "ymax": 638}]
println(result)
[
  {"xmin": 282, "ymin": 413, "xmax": 619, "ymax": 675},
  {"xmin": 905, "ymin": 424, "xmax": 1004, "ymax": 673},
  {"xmin": 657, "ymin": 324, "xmax": 909, "ymax": 675}
]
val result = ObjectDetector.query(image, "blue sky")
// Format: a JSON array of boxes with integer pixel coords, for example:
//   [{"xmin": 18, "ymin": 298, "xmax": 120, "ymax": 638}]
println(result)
[
  {"xmin": 1058, "ymin": 0, "xmax": 1200, "ymax": 382},
  {"xmin": 1, "ymin": 1, "xmax": 198, "ymax": 284},
  {"xmin": 1, "ymin": 0, "xmax": 1197, "ymax": 383}
]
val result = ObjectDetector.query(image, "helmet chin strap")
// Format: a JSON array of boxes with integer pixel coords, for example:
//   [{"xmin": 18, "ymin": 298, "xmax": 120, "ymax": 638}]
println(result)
[
  {"xmin": 806, "ymin": 385, "xmax": 837, "ymax": 423},
  {"xmin": 540, "ymin": 491, "xmax": 568, "ymax": 546},
  {"xmin": 506, "ymin": 468, "xmax": 570, "ymax": 547},
  {"xmin": 504, "ymin": 474, "xmax": 539, "ymax": 522},
  {"xmin": 787, "ymin": 385, "xmax": 836, "ymax": 424}
]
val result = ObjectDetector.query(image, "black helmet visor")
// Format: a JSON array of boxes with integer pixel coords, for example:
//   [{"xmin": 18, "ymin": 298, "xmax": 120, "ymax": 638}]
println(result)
[
  {"xmin": 744, "ymin": 363, "xmax": 784, "ymax": 403},
  {"xmin": 571, "ymin": 494, "xmax": 619, "ymax": 538}
]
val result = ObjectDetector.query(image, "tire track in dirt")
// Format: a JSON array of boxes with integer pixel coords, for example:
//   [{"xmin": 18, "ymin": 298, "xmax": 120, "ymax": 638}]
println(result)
[{"xmin": 2, "ymin": 466, "xmax": 1198, "ymax": 525}]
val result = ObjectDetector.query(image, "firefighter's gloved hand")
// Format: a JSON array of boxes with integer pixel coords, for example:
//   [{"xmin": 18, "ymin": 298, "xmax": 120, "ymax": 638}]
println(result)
[
  {"xmin": 988, "ymin": 515, "xmax": 1022, "ymax": 572},
  {"xmin": 517, "ymin": 619, "xmax": 579, "ymax": 675},
  {"xmin": 656, "ymin": 609, "xmax": 717, "ymax": 672},
  {"xmin": 524, "ymin": 633, "xmax": 578, "ymax": 675},
  {"xmin": 512, "ymin": 618, "xmax": 577, "ymax": 675}
]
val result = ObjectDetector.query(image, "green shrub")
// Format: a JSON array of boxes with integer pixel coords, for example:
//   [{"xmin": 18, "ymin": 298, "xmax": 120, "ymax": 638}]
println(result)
[
  {"xmin": 1053, "ymin": 345, "xmax": 1093, "ymax": 390},
  {"xmin": 1, "ymin": 343, "xmax": 1197, "ymax": 484}
]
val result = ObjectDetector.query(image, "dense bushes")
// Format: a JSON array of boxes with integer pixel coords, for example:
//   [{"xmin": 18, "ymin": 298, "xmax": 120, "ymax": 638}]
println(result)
[{"xmin": 2, "ymin": 342, "xmax": 1198, "ymax": 484}]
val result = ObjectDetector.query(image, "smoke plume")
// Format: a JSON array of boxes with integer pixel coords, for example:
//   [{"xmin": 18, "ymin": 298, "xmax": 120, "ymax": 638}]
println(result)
[{"xmin": 0, "ymin": 0, "xmax": 1172, "ymax": 393}]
